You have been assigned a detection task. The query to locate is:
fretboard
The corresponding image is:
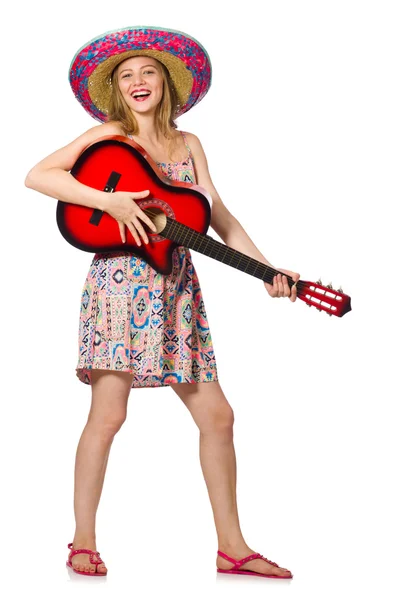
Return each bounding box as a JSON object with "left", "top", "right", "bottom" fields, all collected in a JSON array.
[{"left": 162, "top": 218, "right": 301, "bottom": 290}]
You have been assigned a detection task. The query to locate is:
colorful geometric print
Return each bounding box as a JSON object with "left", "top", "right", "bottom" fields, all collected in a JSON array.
[{"left": 75, "top": 132, "right": 218, "bottom": 388}]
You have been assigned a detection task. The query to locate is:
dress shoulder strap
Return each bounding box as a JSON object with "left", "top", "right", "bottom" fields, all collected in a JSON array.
[{"left": 180, "top": 131, "right": 192, "bottom": 157}]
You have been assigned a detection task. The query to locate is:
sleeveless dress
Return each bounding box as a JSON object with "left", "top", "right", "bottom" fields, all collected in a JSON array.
[{"left": 75, "top": 131, "right": 218, "bottom": 388}]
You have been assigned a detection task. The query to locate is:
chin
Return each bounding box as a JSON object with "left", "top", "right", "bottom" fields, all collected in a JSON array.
[
  {"left": 131, "top": 104, "right": 159, "bottom": 115},
  {"left": 131, "top": 107, "right": 156, "bottom": 115}
]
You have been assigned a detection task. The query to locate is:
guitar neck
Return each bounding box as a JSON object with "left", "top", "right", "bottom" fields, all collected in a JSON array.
[{"left": 162, "top": 218, "right": 302, "bottom": 291}]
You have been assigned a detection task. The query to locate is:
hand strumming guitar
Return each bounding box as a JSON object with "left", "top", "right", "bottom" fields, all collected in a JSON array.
[{"left": 103, "top": 189, "right": 157, "bottom": 245}]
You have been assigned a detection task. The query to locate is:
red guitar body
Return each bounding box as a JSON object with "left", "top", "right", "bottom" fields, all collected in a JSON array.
[{"left": 56, "top": 134, "right": 212, "bottom": 274}]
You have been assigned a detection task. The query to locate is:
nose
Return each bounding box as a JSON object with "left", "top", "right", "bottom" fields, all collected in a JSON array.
[{"left": 132, "top": 72, "right": 145, "bottom": 86}]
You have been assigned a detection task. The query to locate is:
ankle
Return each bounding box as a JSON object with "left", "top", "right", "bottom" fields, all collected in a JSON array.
[
  {"left": 217, "top": 538, "right": 250, "bottom": 553},
  {"left": 72, "top": 534, "right": 97, "bottom": 549}
]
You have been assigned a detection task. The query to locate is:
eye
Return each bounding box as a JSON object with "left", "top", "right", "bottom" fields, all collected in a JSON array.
[{"left": 122, "top": 70, "right": 154, "bottom": 78}]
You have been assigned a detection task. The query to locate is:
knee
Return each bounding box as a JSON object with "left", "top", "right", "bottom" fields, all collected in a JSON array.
[
  {"left": 87, "top": 412, "right": 127, "bottom": 438},
  {"left": 201, "top": 403, "right": 234, "bottom": 437}
]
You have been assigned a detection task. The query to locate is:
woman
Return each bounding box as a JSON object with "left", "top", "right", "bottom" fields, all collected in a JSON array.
[{"left": 25, "top": 26, "right": 299, "bottom": 579}]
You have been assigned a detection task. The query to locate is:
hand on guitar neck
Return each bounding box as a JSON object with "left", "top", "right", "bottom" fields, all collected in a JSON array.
[{"left": 264, "top": 269, "right": 300, "bottom": 302}]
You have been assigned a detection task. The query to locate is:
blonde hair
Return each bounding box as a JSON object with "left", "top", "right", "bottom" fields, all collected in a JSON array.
[{"left": 107, "top": 57, "right": 181, "bottom": 161}]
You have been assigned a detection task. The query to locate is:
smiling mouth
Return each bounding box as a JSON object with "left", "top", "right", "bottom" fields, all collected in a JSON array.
[{"left": 131, "top": 92, "right": 151, "bottom": 102}]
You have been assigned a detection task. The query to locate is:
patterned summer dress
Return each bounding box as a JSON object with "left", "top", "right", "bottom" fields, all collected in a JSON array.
[{"left": 75, "top": 131, "right": 218, "bottom": 388}]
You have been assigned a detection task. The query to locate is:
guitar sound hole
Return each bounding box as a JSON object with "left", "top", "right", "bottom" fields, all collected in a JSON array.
[{"left": 138, "top": 200, "right": 172, "bottom": 240}]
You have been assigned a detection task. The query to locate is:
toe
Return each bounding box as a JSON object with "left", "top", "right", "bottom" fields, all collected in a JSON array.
[
  {"left": 250, "top": 558, "right": 292, "bottom": 578},
  {"left": 98, "top": 564, "right": 107, "bottom": 574},
  {"left": 72, "top": 558, "right": 81, "bottom": 572}
]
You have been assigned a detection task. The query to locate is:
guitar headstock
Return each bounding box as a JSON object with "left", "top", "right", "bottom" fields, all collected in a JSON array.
[{"left": 297, "top": 279, "right": 352, "bottom": 317}]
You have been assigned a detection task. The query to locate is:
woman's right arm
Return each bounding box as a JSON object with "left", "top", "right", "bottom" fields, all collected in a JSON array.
[
  {"left": 24, "top": 122, "right": 157, "bottom": 244},
  {"left": 24, "top": 122, "right": 121, "bottom": 211}
]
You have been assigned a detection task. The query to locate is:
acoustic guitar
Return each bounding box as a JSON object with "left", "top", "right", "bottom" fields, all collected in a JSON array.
[{"left": 56, "top": 135, "right": 352, "bottom": 318}]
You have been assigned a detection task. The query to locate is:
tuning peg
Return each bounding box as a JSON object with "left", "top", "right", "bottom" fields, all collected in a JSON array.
[
  {"left": 316, "top": 307, "right": 322, "bottom": 311},
  {"left": 337, "top": 286, "right": 343, "bottom": 293},
  {"left": 326, "top": 282, "right": 333, "bottom": 289},
  {"left": 328, "top": 313, "right": 332, "bottom": 317},
  {"left": 316, "top": 278, "right": 322, "bottom": 285}
]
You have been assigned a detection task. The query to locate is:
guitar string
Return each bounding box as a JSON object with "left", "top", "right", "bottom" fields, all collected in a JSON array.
[
  {"left": 131, "top": 209, "right": 342, "bottom": 300},
  {"left": 140, "top": 208, "right": 303, "bottom": 289},
  {"left": 141, "top": 209, "right": 284, "bottom": 273},
  {"left": 139, "top": 209, "right": 345, "bottom": 296},
  {"left": 117, "top": 209, "right": 340, "bottom": 315}
]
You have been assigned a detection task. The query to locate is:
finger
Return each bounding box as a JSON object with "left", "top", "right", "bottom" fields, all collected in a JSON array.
[
  {"left": 126, "top": 223, "right": 142, "bottom": 246},
  {"left": 131, "top": 189, "right": 150, "bottom": 198},
  {"left": 291, "top": 276, "right": 300, "bottom": 302},
  {"left": 138, "top": 210, "right": 157, "bottom": 232},
  {"left": 272, "top": 275, "right": 279, "bottom": 298},
  {"left": 118, "top": 222, "right": 126, "bottom": 244},
  {"left": 265, "top": 279, "right": 274, "bottom": 296},
  {"left": 264, "top": 281, "right": 272, "bottom": 294},
  {"left": 276, "top": 274, "right": 282, "bottom": 297},
  {"left": 282, "top": 274, "right": 290, "bottom": 297},
  {"left": 269, "top": 276, "right": 276, "bottom": 297},
  {"left": 132, "top": 217, "right": 149, "bottom": 244},
  {"left": 277, "top": 273, "right": 284, "bottom": 298}
]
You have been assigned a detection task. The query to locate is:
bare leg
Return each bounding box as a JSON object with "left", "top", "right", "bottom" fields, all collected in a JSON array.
[
  {"left": 70, "top": 369, "right": 133, "bottom": 574},
  {"left": 170, "top": 380, "right": 292, "bottom": 578}
]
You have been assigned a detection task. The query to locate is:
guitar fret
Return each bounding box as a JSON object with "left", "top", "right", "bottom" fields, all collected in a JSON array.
[
  {"left": 158, "top": 218, "right": 294, "bottom": 290},
  {"left": 213, "top": 243, "right": 224, "bottom": 262},
  {"left": 204, "top": 235, "right": 212, "bottom": 256},
  {"left": 234, "top": 252, "right": 243, "bottom": 270},
  {"left": 166, "top": 219, "right": 273, "bottom": 282},
  {"left": 178, "top": 222, "right": 188, "bottom": 245},
  {"left": 211, "top": 241, "right": 221, "bottom": 261},
  {"left": 223, "top": 246, "right": 234, "bottom": 265}
]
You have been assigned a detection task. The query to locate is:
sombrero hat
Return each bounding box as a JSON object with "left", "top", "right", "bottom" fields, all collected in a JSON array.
[{"left": 68, "top": 25, "right": 212, "bottom": 122}]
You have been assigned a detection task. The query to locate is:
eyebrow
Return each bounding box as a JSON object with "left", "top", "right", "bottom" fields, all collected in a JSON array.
[{"left": 119, "top": 64, "right": 158, "bottom": 75}]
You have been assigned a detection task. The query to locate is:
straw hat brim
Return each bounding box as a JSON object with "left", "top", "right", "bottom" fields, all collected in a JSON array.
[{"left": 69, "top": 26, "right": 212, "bottom": 122}]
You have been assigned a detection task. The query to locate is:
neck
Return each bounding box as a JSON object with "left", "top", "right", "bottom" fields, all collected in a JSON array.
[{"left": 131, "top": 112, "right": 161, "bottom": 143}]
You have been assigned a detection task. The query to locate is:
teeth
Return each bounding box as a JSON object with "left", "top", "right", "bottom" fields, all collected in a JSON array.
[{"left": 133, "top": 92, "right": 150, "bottom": 98}]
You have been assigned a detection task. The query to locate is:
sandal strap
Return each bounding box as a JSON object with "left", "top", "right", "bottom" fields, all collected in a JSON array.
[
  {"left": 259, "top": 555, "right": 280, "bottom": 568},
  {"left": 217, "top": 550, "right": 262, "bottom": 568},
  {"left": 67, "top": 543, "right": 103, "bottom": 565}
]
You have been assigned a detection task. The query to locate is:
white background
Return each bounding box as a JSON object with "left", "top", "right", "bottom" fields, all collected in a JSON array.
[{"left": 2, "top": 0, "right": 396, "bottom": 598}]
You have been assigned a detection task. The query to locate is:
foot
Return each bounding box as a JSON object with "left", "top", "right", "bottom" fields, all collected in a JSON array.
[
  {"left": 69, "top": 539, "right": 108, "bottom": 575},
  {"left": 216, "top": 543, "right": 292, "bottom": 578}
]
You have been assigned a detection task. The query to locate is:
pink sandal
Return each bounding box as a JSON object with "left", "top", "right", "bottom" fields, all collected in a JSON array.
[
  {"left": 66, "top": 542, "right": 107, "bottom": 576},
  {"left": 217, "top": 550, "right": 293, "bottom": 579}
]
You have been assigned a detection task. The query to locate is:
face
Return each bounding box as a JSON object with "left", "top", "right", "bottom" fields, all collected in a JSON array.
[{"left": 116, "top": 55, "right": 164, "bottom": 114}]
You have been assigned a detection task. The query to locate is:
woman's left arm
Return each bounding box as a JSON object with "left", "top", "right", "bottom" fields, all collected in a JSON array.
[{"left": 186, "top": 132, "right": 300, "bottom": 301}]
